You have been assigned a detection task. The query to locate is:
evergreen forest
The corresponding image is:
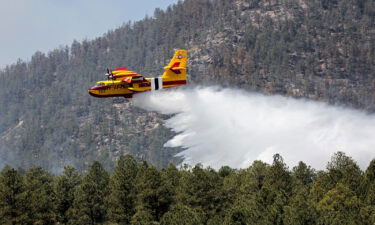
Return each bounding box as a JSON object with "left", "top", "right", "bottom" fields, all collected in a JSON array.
[
  {"left": 1, "top": 152, "right": 375, "bottom": 225},
  {"left": 1, "top": 0, "right": 374, "bottom": 223}
]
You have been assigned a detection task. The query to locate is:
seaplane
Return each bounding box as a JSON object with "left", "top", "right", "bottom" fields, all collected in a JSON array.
[{"left": 88, "top": 49, "right": 187, "bottom": 98}]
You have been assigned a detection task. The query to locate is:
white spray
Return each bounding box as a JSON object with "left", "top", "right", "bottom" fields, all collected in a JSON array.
[{"left": 133, "top": 87, "right": 375, "bottom": 170}]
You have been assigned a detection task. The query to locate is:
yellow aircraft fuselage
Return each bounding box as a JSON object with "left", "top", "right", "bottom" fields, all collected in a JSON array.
[{"left": 88, "top": 50, "right": 187, "bottom": 98}]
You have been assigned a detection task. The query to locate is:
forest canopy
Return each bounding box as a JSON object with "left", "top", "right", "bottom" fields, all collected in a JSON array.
[{"left": 1, "top": 152, "right": 374, "bottom": 224}]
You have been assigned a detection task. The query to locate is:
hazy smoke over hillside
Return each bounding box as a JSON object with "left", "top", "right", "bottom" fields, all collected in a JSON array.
[{"left": 133, "top": 87, "right": 375, "bottom": 170}]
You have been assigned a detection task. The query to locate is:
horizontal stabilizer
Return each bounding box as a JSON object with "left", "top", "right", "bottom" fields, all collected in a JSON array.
[{"left": 164, "top": 62, "right": 186, "bottom": 74}]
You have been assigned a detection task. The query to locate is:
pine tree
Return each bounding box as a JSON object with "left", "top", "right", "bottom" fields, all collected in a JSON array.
[
  {"left": 131, "top": 208, "right": 159, "bottom": 225},
  {"left": 159, "top": 164, "right": 180, "bottom": 215},
  {"left": 0, "top": 167, "right": 27, "bottom": 224},
  {"left": 159, "top": 204, "right": 203, "bottom": 225},
  {"left": 70, "top": 161, "right": 109, "bottom": 225},
  {"left": 24, "top": 166, "right": 56, "bottom": 224},
  {"left": 311, "top": 152, "right": 363, "bottom": 203},
  {"left": 252, "top": 154, "right": 291, "bottom": 225},
  {"left": 134, "top": 165, "right": 163, "bottom": 220},
  {"left": 222, "top": 201, "right": 254, "bottom": 225},
  {"left": 282, "top": 162, "right": 317, "bottom": 225},
  {"left": 360, "top": 159, "right": 375, "bottom": 225},
  {"left": 107, "top": 155, "right": 139, "bottom": 224},
  {"left": 326, "top": 152, "right": 363, "bottom": 194},
  {"left": 54, "top": 166, "right": 81, "bottom": 224},
  {"left": 316, "top": 183, "right": 360, "bottom": 225},
  {"left": 283, "top": 186, "right": 317, "bottom": 225},
  {"left": 241, "top": 160, "right": 270, "bottom": 195},
  {"left": 292, "top": 161, "right": 316, "bottom": 186},
  {"left": 176, "top": 164, "right": 224, "bottom": 222},
  {"left": 264, "top": 154, "right": 292, "bottom": 192}
]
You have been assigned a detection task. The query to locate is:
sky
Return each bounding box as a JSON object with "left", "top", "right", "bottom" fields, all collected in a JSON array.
[{"left": 0, "top": 0, "right": 179, "bottom": 68}]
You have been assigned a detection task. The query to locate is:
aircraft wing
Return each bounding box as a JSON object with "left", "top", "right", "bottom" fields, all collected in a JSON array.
[{"left": 112, "top": 67, "right": 140, "bottom": 78}]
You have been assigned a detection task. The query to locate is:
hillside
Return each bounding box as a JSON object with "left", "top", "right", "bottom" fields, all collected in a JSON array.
[{"left": 0, "top": 0, "right": 374, "bottom": 171}]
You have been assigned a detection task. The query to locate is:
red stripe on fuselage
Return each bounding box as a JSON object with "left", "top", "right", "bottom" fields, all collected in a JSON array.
[
  {"left": 90, "top": 86, "right": 108, "bottom": 90},
  {"left": 88, "top": 91, "right": 133, "bottom": 98},
  {"left": 139, "top": 83, "right": 151, "bottom": 87},
  {"left": 163, "top": 80, "right": 187, "bottom": 86},
  {"left": 138, "top": 80, "right": 186, "bottom": 87}
]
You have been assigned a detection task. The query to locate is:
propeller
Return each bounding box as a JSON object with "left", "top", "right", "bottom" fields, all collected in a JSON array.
[{"left": 105, "top": 68, "right": 113, "bottom": 80}]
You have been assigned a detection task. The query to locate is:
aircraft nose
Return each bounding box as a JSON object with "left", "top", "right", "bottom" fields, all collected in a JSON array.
[
  {"left": 88, "top": 86, "right": 98, "bottom": 92},
  {"left": 88, "top": 89, "right": 95, "bottom": 97}
]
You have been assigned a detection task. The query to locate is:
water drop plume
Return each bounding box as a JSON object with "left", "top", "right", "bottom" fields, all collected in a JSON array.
[{"left": 133, "top": 87, "right": 375, "bottom": 170}]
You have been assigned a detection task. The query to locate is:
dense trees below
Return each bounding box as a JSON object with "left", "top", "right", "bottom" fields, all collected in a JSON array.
[
  {"left": 1, "top": 152, "right": 374, "bottom": 224},
  {"left": 0, "top": 0, "right": 374, "bottom": 171}
]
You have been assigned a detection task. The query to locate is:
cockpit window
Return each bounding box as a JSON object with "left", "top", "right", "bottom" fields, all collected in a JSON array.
[{"left": 96, "top": 82, "right": 105, "bottom": 87}]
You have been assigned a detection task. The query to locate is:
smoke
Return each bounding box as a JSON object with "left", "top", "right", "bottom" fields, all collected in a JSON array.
[{"left": 133, "top": 87, "right": 375, "bottom": 170}]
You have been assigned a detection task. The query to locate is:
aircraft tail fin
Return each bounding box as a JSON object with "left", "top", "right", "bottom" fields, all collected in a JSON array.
[{"left": 162, "top": 49, "right": 187, "bottom": 81}]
